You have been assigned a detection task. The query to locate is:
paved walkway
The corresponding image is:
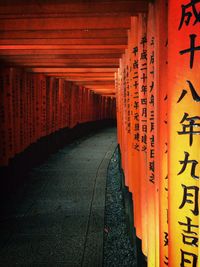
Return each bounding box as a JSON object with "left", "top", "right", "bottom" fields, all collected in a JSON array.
[{"left": 0, "top": 127, "right": 117, "bottom": 266}]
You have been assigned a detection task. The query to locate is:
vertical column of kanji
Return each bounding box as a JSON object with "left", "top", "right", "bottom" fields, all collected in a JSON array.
[
  {"left": 126, "top": 32, "right": 132, "bottom": 193},
  {"left": 155, "top": 0, "right": 168, "bottom": 266},
  {"left": 118, "top": 60, "right": 123, "bottom": 169},
  {"left": 119, "top": 56, "right": 126, "bottom": 174},
  {"left": 115, "top": 68, "right": 122, "bottom": 162},
  {"left": 168, "top": 1, "right": 200, "bottom": 266},
  {"left": 129, "top": 16, "right": 143, "bottom": 243},
  {"left": 127, "top": 37, "right": 134, "bottom": 192},
  {"left": 115, "top": 71, "right": 121, "bottom": 145},
  {"left": 146, "top": 3, "right": 157, "bottom": 266},
  {"left": 138, "top": 13, "right": 148, "bottom": 244},
  {"left": 122, "top": 51, "right": 129, "bottom": 187}
]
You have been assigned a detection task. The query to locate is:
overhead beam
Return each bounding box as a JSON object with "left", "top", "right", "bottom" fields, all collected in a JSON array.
[
  {"left": 61, "top": 77, "right": 115, "bottom": 82},
  {"left": 0, "top": 29, "right": 128, "bottom": 39},
  {"left": 0, "top": 16, "right": 130, "bottom": 31},
  {"left": 7, "top": 64, "right": 118, "bottom": 68},
  {"left": 0, "top": 44, "right": 127, "bottom": 50},
  {"left": 46, "top": 73, "right": 115, "bottom": 77},
  {"left": 0, "top": 49, "right": 124, "bottom": 55},
  {"left": 0, "top": 1, "right": 148, "bottom": 15},
  {"left": 0, "top": 38, "right": 127, "bottom": 45},
  {"left": 27, "top": 68, "right": 117, "bottom": 73},
  {"left": 0, "top": 54, "right": 122, "bottom": 59},
  {"left": 85, "top": 85, "right": 115, "bottom": 89},
  {"left": 4, "top": 58, "right": 119, "bottom": 64}
]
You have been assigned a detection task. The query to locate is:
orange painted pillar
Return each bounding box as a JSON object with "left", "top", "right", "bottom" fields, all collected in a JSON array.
[
  {"left": 155, "top": 0, "right": 169, "bottom": 266},
  {"left": 147, "top": 3, "right": 158, "bottom": 266},
  {"left": 138, "top": 13, "right": 148, "bottom": 243},
  {"left": 129, "top": 16, "right": 143, "bottom": 242},
  {"left": 168, "top": 0, "right": 200, "bottom": 266}
]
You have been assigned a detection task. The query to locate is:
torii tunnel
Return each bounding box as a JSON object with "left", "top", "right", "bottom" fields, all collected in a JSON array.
[{"left": 0, "top": 0, "right": 200, "bottom": 266}]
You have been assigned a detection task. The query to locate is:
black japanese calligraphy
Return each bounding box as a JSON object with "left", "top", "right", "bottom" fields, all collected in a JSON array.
[
  {"left": 178, "top": 112, "right": 200, "bottom": 146},
  {"left": 179, "top": 184, "right": 199, "bottom": 215},
  {"left": 177, "top": 80, "right": 200, "bottom": 103},
  {"left": 179, "top": 34, "right": 200, "bottom": 69},
  {"left": 178, "top": 151, "right": 199, "bottom": 179},
  {"left": 180, "top": 249, "right": 198, "bottom": 267},
  {"left": 178, "top": 0, "right": 200, "bottom": 30}
]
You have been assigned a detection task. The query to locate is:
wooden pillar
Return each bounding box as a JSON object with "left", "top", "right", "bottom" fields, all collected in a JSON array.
[{"left": 168, "top": 0, "right": 200, "bottom": 266}]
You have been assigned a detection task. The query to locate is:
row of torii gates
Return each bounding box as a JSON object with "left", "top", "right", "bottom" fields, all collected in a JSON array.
[{"left": 0, "top": 1, "right": 200, "bottom": 267}]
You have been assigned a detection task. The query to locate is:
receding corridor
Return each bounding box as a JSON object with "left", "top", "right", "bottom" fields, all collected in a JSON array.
[{"left": 0, "top": 127, "right": 116, "bottom": 266}]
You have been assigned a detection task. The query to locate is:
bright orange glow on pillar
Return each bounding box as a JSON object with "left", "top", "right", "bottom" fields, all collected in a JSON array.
[
  {"left": 155, "top": 0, "right": 169, "bottom": 266},
  {"left": 147, "top": 3, "right": 157, "bottom": 266},
  {"left": 168, "top": 0, "right": 200, "bottom": 266},
  {"left": 129, "top": 16, "right": 142, "bottom": 240},
  {"left": 138, "top": 12, "right": 148, "bottom": 244}
]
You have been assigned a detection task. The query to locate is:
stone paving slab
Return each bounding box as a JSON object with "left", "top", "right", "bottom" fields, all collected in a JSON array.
[{"left": 0, "top": 127, "right": 117, "bottom": 266}]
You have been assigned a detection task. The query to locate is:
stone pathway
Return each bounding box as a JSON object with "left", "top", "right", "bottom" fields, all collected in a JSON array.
[{"left": 0, "top": 127, "right": 117, "bottom": 266}]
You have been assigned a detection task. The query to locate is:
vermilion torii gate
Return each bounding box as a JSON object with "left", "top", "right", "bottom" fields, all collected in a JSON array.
[{"left": 0, "top": 1, "right": 199, "bottom": 266}]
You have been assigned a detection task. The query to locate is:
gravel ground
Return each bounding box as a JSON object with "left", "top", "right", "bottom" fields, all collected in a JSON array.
[{"left": 103, "top": 147, "right": 137, "bottom": 267}]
